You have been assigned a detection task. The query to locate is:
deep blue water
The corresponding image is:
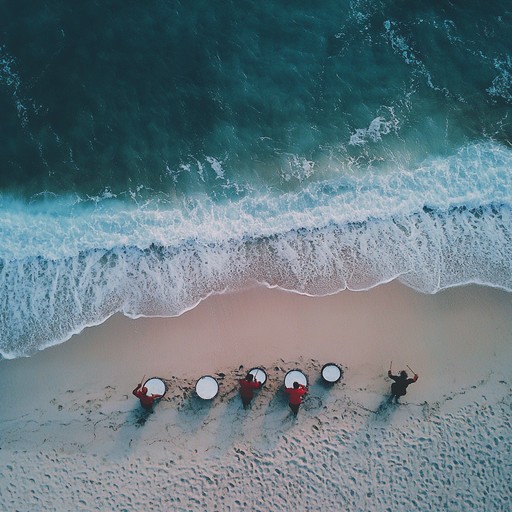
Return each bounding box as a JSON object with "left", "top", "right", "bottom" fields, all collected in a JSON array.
[{"left": 1, "top": 1, "right": 511, "bottom": 357}]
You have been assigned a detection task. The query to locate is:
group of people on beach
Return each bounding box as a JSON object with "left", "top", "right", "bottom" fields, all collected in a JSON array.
[
  {"left": 133, "top": 364, "right": 419, "bottom": 416},
  {"left": 133, "top": 373, "right": 309, "bottom": 416},
  {"left": 238, "top": 372, "right": 308, "bottom": 416}
]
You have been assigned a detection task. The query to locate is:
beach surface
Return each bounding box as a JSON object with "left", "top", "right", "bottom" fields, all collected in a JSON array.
[{"left": 1, "top": 282, "right": 511, "bottom": 511}]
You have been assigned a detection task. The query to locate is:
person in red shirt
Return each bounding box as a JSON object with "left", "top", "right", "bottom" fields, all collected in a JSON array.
[
  {"left": 238, "top": 373, "right": 261, "bottom": 409},
  {"left": 133, "top": 381, "right": 163, "bottom": 410},
  {"left": 285, "top": 381, "right": 308, "bottom": 416}
]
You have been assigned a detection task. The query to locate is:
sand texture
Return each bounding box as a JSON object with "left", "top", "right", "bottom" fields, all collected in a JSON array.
[{"left": 1, "top": 283, "right": 511, "bottom": 511}]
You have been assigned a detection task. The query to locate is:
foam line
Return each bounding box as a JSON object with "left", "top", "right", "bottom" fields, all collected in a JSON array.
[{"left": 1, "top": 202, "right": 511, "bottom": 358}]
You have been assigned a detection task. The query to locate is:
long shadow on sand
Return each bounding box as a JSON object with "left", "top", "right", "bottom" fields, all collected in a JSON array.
[
  {"left": 371, "top": 395, "right": 399, "bottom": 424},
  {"left": 258, "top": 386, "right": 299, "bottom": 450},
  {"left": 111, "top": 403, "right": 160, "bottom": 457},
  {"left": 176, "top": 393, "right": 215, "bottom": 433}
]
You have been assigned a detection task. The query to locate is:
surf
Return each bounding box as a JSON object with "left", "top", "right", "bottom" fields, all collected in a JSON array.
[{"left": 1, "top": 141, "right": 511, "bottom": 358}]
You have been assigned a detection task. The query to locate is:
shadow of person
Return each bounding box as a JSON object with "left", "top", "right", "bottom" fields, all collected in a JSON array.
[
  {"left": 371, "top": 395, "right": 398, "bottom": 423},
  {"left": 132, "top": 399, "right": 168, "bottom": 428},
  {"left": 110, "top": 403, "right": 157, "bottom": 459},
  {"left": 256, "top": 386, "right": 297, "bottom": 450},
  {"left": 130, "top": 403, "right": 159, "bottom": 427}
]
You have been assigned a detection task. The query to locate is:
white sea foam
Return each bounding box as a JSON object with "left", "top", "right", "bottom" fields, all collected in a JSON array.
[
  {"left": 2, "top": 141, "right": 510, "bottom": 261},
  {"left": 280, "top": 155, "right": 316, "bottom": 182},
  {"left": 383, "top": 19, "right": 448, "bottom": 95},
  {"left": 349, "top": 116, "right": 395, "bottom": 146},
  {"left": 487, "top": 55, "right": 512, "bottom": 103},
  {"left": 1, "top": 142, "right": 511, "bottom": 357},
  {"left": 0, "top": 45, "right": 28, "bottom": 127},
  {"left": 205, "top": 156, "right": 226, "bottom": 179}
]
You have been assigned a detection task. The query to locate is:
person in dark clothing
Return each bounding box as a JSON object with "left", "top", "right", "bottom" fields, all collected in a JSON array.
[
  {"left": 388, "top": 369, "right": 418, "bottom": 403},
  {"left": 239, "top": 373, "right": 261, "bottom": 409},
  {"left": 133, "top": 382, "right": 163, "bottom": 410},
  {"left": 285, "top": 381, "right": 308, "bottom": 416}
]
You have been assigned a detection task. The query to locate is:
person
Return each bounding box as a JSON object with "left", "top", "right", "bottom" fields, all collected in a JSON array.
[
  {"left": 238, "top": 373, "right": 261, "bottom": 409},
  {"left": 388, "top": 369, "right": 418, "bottom": 403},
  {"left": 285, "top": 381, "right": 308, "bottom": 416},
  {"left": 133, "top": 381, "right": 163, "bottom": 410}
]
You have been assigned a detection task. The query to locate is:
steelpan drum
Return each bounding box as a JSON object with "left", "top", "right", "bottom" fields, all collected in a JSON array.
[
  {"left": 249, "top": 367, "right": 267, "bottom": 386},
  {"left": 144, "top": 377, "right": 168, "bottom": 397},
  {"left": 195, "top": 375, "right": 219, "bottom": 400},
  {"left": 284, "top": 369, "right": 308, "bottom": 388},
  {"left": 321, "top": 363, "right": 342, "bottom": 384}
]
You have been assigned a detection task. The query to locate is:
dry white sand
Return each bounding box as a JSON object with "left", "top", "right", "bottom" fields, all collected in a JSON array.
[{"left": 1, "top": 282, "right": 511, "bottom": 511}]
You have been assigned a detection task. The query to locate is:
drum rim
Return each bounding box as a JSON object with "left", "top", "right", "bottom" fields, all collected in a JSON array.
[
  {"left": 195, "top": 375, "right": 219, "bottom": 399},
  {"left": 284, "top": 368, "right": 308, "bottom": 387},
  {"left": 248, "top": 367, "right": 267, "bottom": 385},
  {"left": 321, "top": 363, "right": 342, "bottom": 382},
  {"left": 143, "top": 377, "right": 168, "bottom": 396}
]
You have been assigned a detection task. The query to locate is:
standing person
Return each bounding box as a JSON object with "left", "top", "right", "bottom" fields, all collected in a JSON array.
[
  {"left": 388, "top": 368, "right": 418, "bottom": 403},
  {"left": 285, "top": 381, "right": 308, "bottom": 416},
  {"left": 133, "top": 381, "right": 163, "bottom": 410},
  {"left": 239, "top": 373, "right": 261, "bottom": 409}
]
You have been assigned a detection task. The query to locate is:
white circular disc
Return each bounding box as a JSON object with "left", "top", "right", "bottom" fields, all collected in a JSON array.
[
  {"left": 284, "top": 370, "right": 307, "bottom": 388},
  {"left": 144, "top": 378, "right": 167, "bottom": 396},
  {"left": 249, "top": 368, "right": 267, "bottom": 386},
  {"left": 321, "top": 364, "right": 342, "bottom": 383},
  {"left": 196, "top": 376, "right": 219, "bottom": 400}
]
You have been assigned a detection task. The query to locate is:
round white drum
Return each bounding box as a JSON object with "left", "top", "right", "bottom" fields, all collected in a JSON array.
[
  {"left": 284, "top": 369, "right": 308, "bottom": 389},
  {"left": 195, "top": 376, "right": 219, "bottom": 400},
  {"left": 144, "top": 378, "right": 167, "bottom": 397},
  {"left": 249, "top": 367, "right": 267, "bottom": 386},
  {"left": 321, "top": 363, "right": 342, "bottom": 383}
]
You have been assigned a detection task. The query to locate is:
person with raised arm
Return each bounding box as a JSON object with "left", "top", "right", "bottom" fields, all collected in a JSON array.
[
  {"left": 285, "top": 381, "right": 308, "bottom": 416},
  {"left": 238, "top": 372, "right": 261, "bottom": 409},
  {"left": 387, "top": 362, "right": 418, "bottom": 403},
  {"left": 133, "top": 376, "right": 163, "bottom": 410}
]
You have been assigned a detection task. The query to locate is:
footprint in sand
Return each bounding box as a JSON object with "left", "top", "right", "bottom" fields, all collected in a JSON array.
[{"left": 303, "top": 396, "right": 323, "bottom": 411}]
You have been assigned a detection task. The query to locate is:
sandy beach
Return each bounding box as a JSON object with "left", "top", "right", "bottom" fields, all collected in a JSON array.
[
  {"left": 1, "top": 282, "right": 511, "bottom": 511},
  {"left": 2, "top": 3, "right": 511, "bottom": 511}
]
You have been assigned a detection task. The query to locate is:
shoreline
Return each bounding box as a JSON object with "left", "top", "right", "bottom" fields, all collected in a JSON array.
[
  {"left": 5, "top": 281, "right": 512, "bottom": 384},
  {"left": 1, "top": 281, "right": 511, "bottom": 510},
  {"left": 2, "top": 282, "right": 511, "bottom": 403}
]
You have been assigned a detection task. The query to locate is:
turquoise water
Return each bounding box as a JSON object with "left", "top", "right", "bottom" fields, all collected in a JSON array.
[{"left": 1, "top": 1, "right": 511, "bottom": 357}]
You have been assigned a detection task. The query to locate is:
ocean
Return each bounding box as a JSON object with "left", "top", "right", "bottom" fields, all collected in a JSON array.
[{"left": 1, "top": 1, "right": 511, "bottom": 358}]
